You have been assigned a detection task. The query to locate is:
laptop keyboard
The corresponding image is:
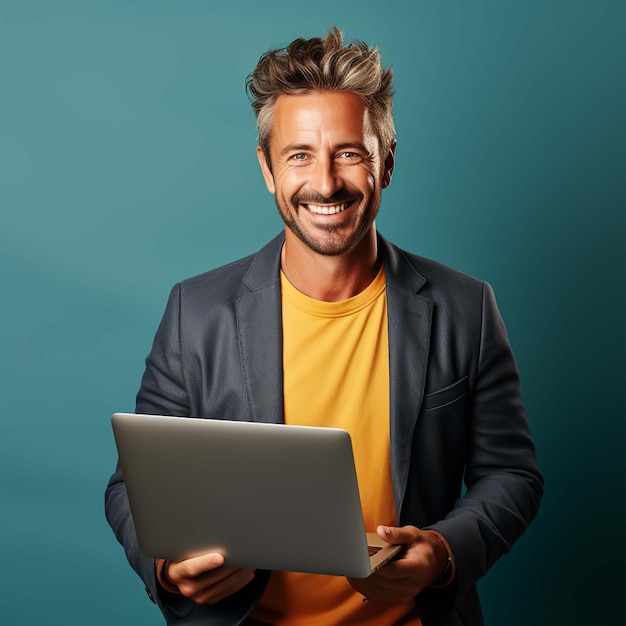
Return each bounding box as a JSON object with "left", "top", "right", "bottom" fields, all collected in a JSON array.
[{"left": 367, "top": 546, "right": 382, "bottom": 557}]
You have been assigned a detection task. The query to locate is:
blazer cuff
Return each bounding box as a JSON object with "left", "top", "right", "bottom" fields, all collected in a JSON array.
[{"left": 424, "top": 530, "right": 456, "bottom": 588}]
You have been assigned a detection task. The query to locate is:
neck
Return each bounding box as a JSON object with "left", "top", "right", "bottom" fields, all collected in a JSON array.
[{"left": 280, "top": 227, "right": 380, "bottom": 302}]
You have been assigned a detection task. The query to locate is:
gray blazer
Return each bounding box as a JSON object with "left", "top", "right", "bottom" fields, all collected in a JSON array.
[{"left": 106, "top": 233, "right": 543, "bottom": 626}]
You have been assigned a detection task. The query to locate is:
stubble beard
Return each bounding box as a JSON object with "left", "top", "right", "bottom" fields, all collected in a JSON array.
[{"left": 275, "top": 193, "right": 380, "bottom": 257}]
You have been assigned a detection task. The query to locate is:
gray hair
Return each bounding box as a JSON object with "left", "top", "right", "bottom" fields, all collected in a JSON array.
[{"left": 246, "top": 26, "right": 395, "bottom": 163}]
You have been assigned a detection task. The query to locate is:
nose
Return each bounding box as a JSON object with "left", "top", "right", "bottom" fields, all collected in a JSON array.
[{"left": 311, "top": 156, "right": 344, "bottom": 199}]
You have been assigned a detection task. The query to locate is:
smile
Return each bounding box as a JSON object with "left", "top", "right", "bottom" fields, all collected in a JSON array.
[{"left": 304, "top": 202, "right": 350, "bottom": 215}]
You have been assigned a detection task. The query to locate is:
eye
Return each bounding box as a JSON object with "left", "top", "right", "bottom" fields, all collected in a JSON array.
[
  {"left": 337, "top": 151, "right": 363, "bottom": 163},
  {"left": 289, "top": 153, "right": 309, "bottom": 163}
]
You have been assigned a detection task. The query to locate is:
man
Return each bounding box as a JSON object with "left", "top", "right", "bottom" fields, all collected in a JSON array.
[{"left": 106, "top": 27, "right": 542, "bottom": 625}]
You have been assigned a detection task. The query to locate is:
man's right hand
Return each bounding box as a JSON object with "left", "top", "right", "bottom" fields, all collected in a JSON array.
[{"left": 159, "top": 553, "right": 256, "bottom": 605}]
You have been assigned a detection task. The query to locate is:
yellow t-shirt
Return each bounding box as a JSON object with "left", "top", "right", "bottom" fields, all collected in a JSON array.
[{"left": 250, "top": 265, "right": 420, "bottom": 625}]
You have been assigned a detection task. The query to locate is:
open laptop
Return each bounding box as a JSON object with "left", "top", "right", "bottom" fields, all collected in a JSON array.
[{"left": 111, "top": 412, "right": 401, "bottom": 578}]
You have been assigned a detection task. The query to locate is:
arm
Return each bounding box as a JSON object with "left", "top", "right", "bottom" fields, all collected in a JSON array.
[
  {"left": 348, "top": 526, "right": 453, "bottom": 604},
  {"left": 105, "top": 285, "right": 192, "bottom": 620},
  {"left": 349, "top": 282, "right": 542, "bottom": 611},
  {"left": 421, "top": 281, "right": 543, "bottom": 613},
  {"left": 105, "top": 284, "right": 266, "bottom": 623},
  {"left": 157, "top": 554, "right": 255, "bottom": 605}
]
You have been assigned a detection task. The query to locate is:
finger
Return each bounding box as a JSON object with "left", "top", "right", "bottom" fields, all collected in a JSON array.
[
  {"left": 192, "top": 568, "right": 256, "bottom": 605},
  {"left": 374, "top": 544, "right": 440, "bottom": 582},
  {"left": 377, "top": 524, "right": 420, "bottom": 545},
  {"left": 168, "top": 553, "right": 226, "bottom": 583},
  {"left": 361, "top": 558, "right": 417, "bottom": 583}
]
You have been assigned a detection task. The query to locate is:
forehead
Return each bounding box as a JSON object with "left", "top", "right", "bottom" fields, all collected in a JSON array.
[{"left": 270, "top": 91, "right": 374, "bottom": 150}]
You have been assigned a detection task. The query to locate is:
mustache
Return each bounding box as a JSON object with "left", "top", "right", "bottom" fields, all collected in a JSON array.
[{"left": 293, "top": 190, "right": 362, "bottom": 205}]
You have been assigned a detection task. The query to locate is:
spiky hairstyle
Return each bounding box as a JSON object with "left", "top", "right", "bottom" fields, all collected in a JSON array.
[{"left": 246, "top": 26, "right": 395, "bottom": 161}]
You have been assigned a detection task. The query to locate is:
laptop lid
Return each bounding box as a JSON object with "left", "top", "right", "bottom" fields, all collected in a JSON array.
[{"left": 111, "top": 412, "right": 400, "bottom": 578}]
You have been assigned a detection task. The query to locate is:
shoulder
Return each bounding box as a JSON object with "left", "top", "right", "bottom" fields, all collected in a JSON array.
[
  {"left": 381, "top": 235, "right": 485, "bottom": 297},
  {"left": 174, "top": 233, "right": 284, "bottom": 304},
  {"left": 180, "top": 253, "right": 256, "bottom": 298},
  {"left": 380, "top": 236, "right": 494, "bottom": 334}
]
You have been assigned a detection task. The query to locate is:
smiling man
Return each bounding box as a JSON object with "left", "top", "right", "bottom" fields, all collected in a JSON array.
[
  {"left": 257, "top": 90, "right": 393, "bottom": 302},
  {"left": 106, "top": 27, "right": 542, "bottom": 626}
]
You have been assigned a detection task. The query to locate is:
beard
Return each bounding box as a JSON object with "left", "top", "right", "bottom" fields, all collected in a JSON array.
[{"left": 275, "top": 189, "right": 380, "bottom": 256}]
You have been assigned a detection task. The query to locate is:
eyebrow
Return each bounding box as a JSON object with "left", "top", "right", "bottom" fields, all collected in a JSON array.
[
  {"left": 278, "top": 142, "right": 370, "bottom": 157},
  {"left": 278, "top": 144, "right": 313, "bottom": 157}
]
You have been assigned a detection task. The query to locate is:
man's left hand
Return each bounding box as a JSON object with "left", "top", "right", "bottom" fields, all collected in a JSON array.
[{"left": 347, "top": 525, "right": 451, "bottom": 605}]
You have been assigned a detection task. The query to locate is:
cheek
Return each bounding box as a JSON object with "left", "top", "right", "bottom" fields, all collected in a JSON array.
[
  {"left": 275, "top": 169, "right": 307, "bottom": 197},
  {"left": 354, "top": 163, "right": 378, "bottom": 192}
]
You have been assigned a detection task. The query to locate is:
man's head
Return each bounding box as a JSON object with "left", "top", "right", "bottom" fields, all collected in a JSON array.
[
  {"left": 247, "top": 26, "right": 395, "bottom": 166},
  {"left": 248, "top": 28, "right": 396, "bottom": 260}
]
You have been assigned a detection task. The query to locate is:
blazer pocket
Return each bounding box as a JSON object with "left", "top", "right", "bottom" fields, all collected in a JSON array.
[{"left": 423, "top": 376, "right": 468, "bottom": 411}]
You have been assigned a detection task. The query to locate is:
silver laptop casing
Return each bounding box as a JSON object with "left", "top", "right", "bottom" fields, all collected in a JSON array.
[{"left": 112, "top": 413, "right": 400, "bottom": 578}]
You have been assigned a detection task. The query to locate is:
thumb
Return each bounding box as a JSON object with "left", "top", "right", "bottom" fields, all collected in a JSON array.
[{"left": 377, "top": 524, "right": 420, "bottom": 545}]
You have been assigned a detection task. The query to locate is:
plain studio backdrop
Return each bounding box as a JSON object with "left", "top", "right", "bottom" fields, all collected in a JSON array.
[{"left": 1, "top": 1, "right": 624, "bottom": 625}]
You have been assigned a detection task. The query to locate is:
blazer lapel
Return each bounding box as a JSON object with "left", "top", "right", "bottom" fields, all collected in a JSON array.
[
  {"left": 233, "top": 233, "right": 432, "bottom": 517},
  {"left": 236, "top": 235, "right": 285, "bottom": 425},
  {"left": 381, "top": 236, "right": 433, "bottom": 519}
]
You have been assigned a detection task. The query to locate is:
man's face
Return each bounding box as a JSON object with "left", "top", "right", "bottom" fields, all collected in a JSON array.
[{"left": 257, "top": 90, "right": 395, "bottom": 257}]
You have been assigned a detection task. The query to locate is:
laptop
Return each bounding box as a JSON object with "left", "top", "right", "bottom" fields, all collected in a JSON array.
[{"left": 111, "top": 412, "right": 401, "bottom": 578}]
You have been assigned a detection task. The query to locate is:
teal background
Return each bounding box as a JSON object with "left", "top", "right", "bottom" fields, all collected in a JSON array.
[{"left": 1, "top": 1, "right": 624, "bottom": 624}]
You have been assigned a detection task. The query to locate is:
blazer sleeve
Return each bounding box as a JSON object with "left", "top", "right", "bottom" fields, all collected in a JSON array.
[
  {"left": 135, "top": 283, "right": 191, "bottom": 417},
  {"left": 424, "top": 282, "right": 543, "bottom": 608},
  {"left": 104, "top": 284, "right": 267, "bottom": 624}
]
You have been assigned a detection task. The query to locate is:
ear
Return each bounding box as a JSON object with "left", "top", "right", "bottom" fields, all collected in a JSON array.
[
  {"left": 256, "top": 146, "right": 276, "bottom": 194},
  {"left": 382, "top": 140, "right": 396, "bottom": 189}
]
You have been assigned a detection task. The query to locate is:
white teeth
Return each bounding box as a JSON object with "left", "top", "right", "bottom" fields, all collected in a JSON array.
[{"left": 306, "top": 202, "right": 349, "bottom": 215}]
